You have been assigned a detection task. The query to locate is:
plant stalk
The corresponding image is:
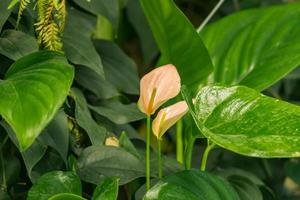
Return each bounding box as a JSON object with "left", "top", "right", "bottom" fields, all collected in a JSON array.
[
  {"left": 176, "top": 119, "right": 183, "bottom": 164},
  {"left": 197, "top": 0, "right": 225, "bottom": 33},
  {"left": 146, "top": 115, "right": 151, "bottom": 190},
  {"left": 157, "top": 139, "right": 162, "bottom": 178},
  {"left": 185, "top": 137, "right": 195, "bottom": 170},
  {"left": 0, "top": 135, "right": 8, "bottom": 192},
  {"left": 200, "top": 141, "right": 215, "bottom": 171}
]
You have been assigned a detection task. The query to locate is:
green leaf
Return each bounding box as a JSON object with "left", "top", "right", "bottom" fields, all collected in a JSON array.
[
  {"left": 201, "top": 3, "right": 300, "bottom": 91},
  {"left": 92, "top": 177, "right": 119, "bottom": 200},
  {"left": 63, "top": 8, "right": 104, "bottom": 78},
  {"left": 75, "top": 66, "right": 119, "bottom": 99},
  {"left": 77, "top": 146, "right": 144, "bottom": 185},
  {"left": 0, "top": 30, "right": 38, "bottom": 60},
  {"left": 27, "top": 171, "right": 82, "bottom": 200},
  {"left": 0, "top": 51, "right": 74, "bottom": 150},
  {"left": 70, "top": 88, "right": 107, "bottom": 145},
  {"left": 143, "top": 170, "right": 239, "bottom": 200},
  {"left": 73, "top": 0, "right": 119, "bottom": 33},
  {"left": 119, "top": 131, "right": 140, "bottom": 158},
  {"left": 126, "top": 0, "right": 158, "bottom": 64},
  {"left": 140, "top": 0, "right": 213, "bottom": 89},
  {"left": 0, "top": 0, "right": 12, "bottom": 31},
  {"left": 89, "top": 100, "right": 145, "bottom": 124},
  {"left": 39, "top": 110, "right": 69, "bottom": 164},
  {"left": 191, "top": 85, "right": 300, "bottom": 157},
  {"left": 48, "top": 193, "right": 86, "bottom": 200},
  {"left": 93, "top": 40, "right": 139, "bottom": 95}
]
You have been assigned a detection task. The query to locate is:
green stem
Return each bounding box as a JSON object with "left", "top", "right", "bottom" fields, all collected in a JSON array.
[
  {"left": 157, "top": 139, "right": 162, "bottom": 178},
  {"left": 200, "top": 141, "right": 215, "bottom": 171},
  {"left": 146, "top": 116, "right": 151, "bottom": 190},
  {"left": 176, "top": 119, "right": 183, "bottom": 164},
  {"left": 185, "top": 137, "right": 195, "bottom": 170},
  {"left": 0, "top": 135, "right": 8, "bottom": 192}
]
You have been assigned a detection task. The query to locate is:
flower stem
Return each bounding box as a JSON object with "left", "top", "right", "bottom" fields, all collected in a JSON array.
[
  {"left": 176, "top": 119, "right": 183, "bottom": 164},
  {"left": 157, "top": 139, "right": 162, "bottom": 178},
  {"left": 146, "top": 115, "right": 151, "bottom": 190},
  {"left": 200, "top": 140, "right": 215, "bottom": 171},
  {"left": 185, "top": 137, "right": 195, "bottom": 170}
]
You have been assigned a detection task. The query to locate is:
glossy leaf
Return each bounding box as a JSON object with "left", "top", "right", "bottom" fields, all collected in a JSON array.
[
  {"left": 63, "top": 8, "right": 104, "bottom": 78},
  {"left": 0, "top": 30, "right": 38, "bottom": 60},
  {"left": 27, "top": 171, "right": 82, "bottom": 200},
  {"left": 143, "top": 170, "right": 238, "bottom": 200},
  {"left": 201, "top": 3, "right": 300, "bottom": 91},
  {"left": 140, "top": 0, "right": 213, "bottom": 89},
  {"left": 89, "top": 100, "right": 145, "bottom": 124},
  {"left": 48, "top": 193, "right": 86, "bottom": 200},
  {"left": 93, "top": 40, "right": 139, "bottom": 95},
  {"left": 71, "top": 88, "right": 107, "bottom": 145},
  {"left": 190, "top": 85, "right": 300, "bottom": 157},
  {"left": 0, "top": 51, "right": 74, "bottom": 150},
  {"left": 77, "top": 146, "right": 144, "bottom": 185},
  {"left": 92, "top": 177, "right": 119, "bottom": 200}
]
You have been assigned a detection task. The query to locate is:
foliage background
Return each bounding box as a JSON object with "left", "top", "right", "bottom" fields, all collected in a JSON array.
[{"left": 0, "top": 0, "right": 300, "bottom": 199}]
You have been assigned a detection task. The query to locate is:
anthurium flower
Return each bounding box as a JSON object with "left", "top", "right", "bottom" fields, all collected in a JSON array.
[
  {"left": 152, "top": 101, "right": 188, "bottom": 139},
  {"left": 105, "top": 136, "right": 119, "bottom": 147},
  {"left": 137, "top": 64, "right": 181, "bottom": 116}
]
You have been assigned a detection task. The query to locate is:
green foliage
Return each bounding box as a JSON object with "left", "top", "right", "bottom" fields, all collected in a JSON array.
[
  {"left": 201, "top": 3, "right": 300, "bottom": 91},
  {"left": 143, "top": 170, "right": 239, "bottom": 200},
  {"left": 92, "top": 177, "right": 119, "bottom": 200},
  {"left": 1, "top": 0, "right": 300, "bottom": 199},
  {"left": 27, "top": 171, "right": 82, "bottom": 200},
  {"left": 186, "top": 85, "right": 300, "bottom": 157},
  {"left": 0, "top": 51, "right": 74, "bottom": 150},
  {"left": 140, "top": 0, "right": 213, "bottom": 90}
]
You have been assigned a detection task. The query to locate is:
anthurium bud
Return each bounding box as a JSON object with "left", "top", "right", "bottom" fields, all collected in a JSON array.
[
  {"left": 105, "top": 136, "right": 119, "bottom": 147},
  {"left": 137, "top": 64, "right": 181, "bottom": 116},
  {"left": 152, "top": 101, "right": 188, "bottom": 139}
]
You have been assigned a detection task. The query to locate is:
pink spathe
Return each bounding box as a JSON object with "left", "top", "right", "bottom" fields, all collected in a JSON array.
[
  {"left": 152, "top": 101, "right": 188, "bottom": 139},
  {"left": 137, "top": 64, "right": 181, "bottom": 116}
]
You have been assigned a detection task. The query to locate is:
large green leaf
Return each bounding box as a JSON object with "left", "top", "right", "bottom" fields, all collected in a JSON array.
[
  {"left": 140, "top": 0, "right": 213, "bottom": 89},
  {"left": 63, "top": 8, "right": 104, "bottom": 78},
  {"left": 93, "top": 40, "right": 139, "bottom": 95},
  {"left": 89, "top": 100, "right": 145, "bottom": 124},
  {"left": 77, "top": 146, "right": 144, "bottom": 185},
  {"left": 0, "top": 51, "right": 74, "bottom": 150},
  {"left": 143, "top": 170, "right": 238, "bottom": 200},
  {"left": 201, "top": 3, "right": 300, "bottom": 91},
  {"left": 27, "top": 171, "right": 82, "bottom": 200},
  {"left": 189, "top": 85, "right": 300, "bottom": 157},
  {"left": 0, "top": 30, "right": 38, "bottom": 60},
  {"left": 92, "top": 177, "right": 119, "bottom": 200}
]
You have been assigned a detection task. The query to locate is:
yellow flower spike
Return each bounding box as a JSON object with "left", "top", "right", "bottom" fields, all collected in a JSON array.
[
  {"left": 137, "top": 64, "right": 181, "bottom": 116},
  {"left": 105, "top": 136, "right": 119, "bottom": 147},
  {"left": 152, "top": 101, "right": 188, "bottom": 139}
]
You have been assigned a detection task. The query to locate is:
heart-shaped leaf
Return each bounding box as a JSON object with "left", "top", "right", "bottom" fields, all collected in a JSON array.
[
  {"left": 143, "top": 170, "right": 239, "bottom": 200},
  {"left": 190, "top": 85, "right": 300, "bottom": 157},
  {"left": 0, "top": 51, "right": 74, "bottom": 150},
  {"left": 140, "top": 0, "right": 213, "bottom": 89},
  {"left": 27, "top": 171, "right": 82, "bottom": 200},
  {"left": 201, "top": 3, "right": 300, "bottom": 91}
]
